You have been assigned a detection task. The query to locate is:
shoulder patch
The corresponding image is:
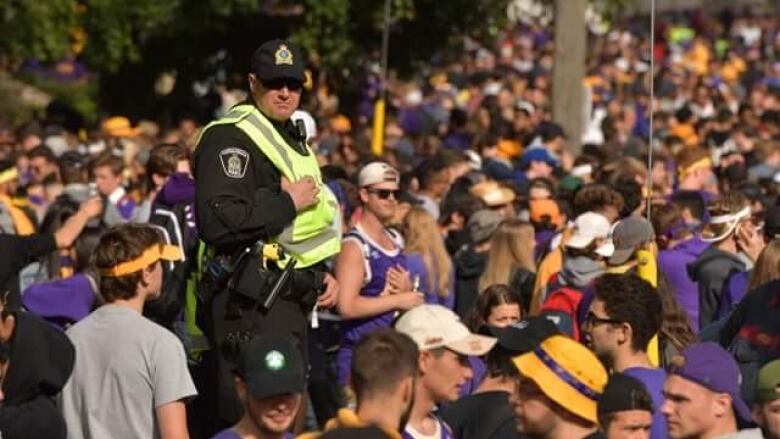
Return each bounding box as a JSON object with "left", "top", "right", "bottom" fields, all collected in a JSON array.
[{"left": 219, "top": 147, "right": 249, "bottom": 179}]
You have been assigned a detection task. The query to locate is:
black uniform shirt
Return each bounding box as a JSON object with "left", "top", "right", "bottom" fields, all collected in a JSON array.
[{"left": 193, "top": 109, "right": 306, "bottom": 255}]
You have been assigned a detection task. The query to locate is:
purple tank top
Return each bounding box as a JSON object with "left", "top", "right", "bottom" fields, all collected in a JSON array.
[{"left": 337, "top": 226, "right": 407, "bottom": 384}]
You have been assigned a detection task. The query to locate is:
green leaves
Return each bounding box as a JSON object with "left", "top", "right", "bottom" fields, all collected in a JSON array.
[{"left": 0, "top": 0, "right": 78, "bottom": 62}]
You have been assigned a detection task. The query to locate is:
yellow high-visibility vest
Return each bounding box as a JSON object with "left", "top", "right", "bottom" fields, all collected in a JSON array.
[{"left": 199, "top": 104, "right": 341, "bottom": 268}]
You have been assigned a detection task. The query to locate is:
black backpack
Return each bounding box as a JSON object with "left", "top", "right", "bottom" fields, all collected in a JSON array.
[{"left": 145, "top": 202, "right": 199, "bottom": 327}]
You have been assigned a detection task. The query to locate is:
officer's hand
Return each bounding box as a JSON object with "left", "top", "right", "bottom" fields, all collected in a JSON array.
[
  {"left": 395, "top": 292, "right": 424, "bottom": 310},
  {"left": 317, "top": 272, "right": 339, "bottom": 308},
  {"left": 282, "top": 176, "right": 320, "bottom": 211}
]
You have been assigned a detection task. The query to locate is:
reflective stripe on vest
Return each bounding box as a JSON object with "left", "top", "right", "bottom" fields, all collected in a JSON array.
[{"left": 200, "top": 105, "right": 341, "bottom": 268}]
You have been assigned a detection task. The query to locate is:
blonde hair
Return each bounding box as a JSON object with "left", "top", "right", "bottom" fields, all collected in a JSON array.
[
  {"left": 403, "top": 208, "right": 452, "bottom": 297},
  {"left": 748, "top": 240, "right": 780, "bottom": 291},
  {"left": 479, "top": 219, "right": 536, "bottom": 292}
]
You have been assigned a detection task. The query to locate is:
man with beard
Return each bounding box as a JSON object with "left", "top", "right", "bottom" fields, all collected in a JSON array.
[
  {"left": 212, "top": 335, "right": 305, "bottom": 439},
  {"left": 584, "top": 274, "right": 667, "bottom": 439},
  {"left": 298, "top": 328, "right": 419, "bottom": 439}
]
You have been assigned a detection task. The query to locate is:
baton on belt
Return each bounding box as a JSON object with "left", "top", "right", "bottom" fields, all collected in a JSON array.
[{"left": 261, "top": 258, "right": 297, "bottom": 310}]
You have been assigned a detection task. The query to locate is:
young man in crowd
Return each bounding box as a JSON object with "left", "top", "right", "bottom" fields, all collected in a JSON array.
[
  {"left": 753, "top": 359, "right": 780, "bottom": 439},
  {"left": 661, "top": 342, "right": 759, "bottom": 439},
  {"left": 530, "top": 184, "right": 624, "bottom": 314},
  {"left": 336, "top": 162, "right": 423, "bottom": 388},
  {"left": 92, "top": 152, "right": 137, "bottom": 225},
  {"left": 299, "top": 328, "right": 419, "bottom": 439},
  {"left": 511, "top": 334, "right": 609, "bottom": 439},
  {"left": 688, "top": 193, "right": 752, "bottom": 329},
  {"left": 60, "top": 223, "right": 197, "bottom": 438},
  {"left": 395, "top": 304, "right": 497, "bottom": 439},
  {"left": 27, "top": 145, "right": 61, "bottom": 184},
  {"left": 584, "top": 274, "right": 667, "bottom": 439},
  {"left": 440, "top": 316, "right": 560, "bottom": 439},
  {"left": 213, "top": 335, "right": 305, "bottom": 439},
  {"left": 597, "top": 373, "right": 654, "bottom": 439},
  {"left": 413, "top": 157, "right": 450, "bottom": 220},
  {"left": 539, "top": 211, "right": 613, "bottom": 340},
  {"left": 674, "top": 148, "right": 715, "bottom": 203},
  {"left": 144, "top": 142, "right": 192, "bottom": 217}
]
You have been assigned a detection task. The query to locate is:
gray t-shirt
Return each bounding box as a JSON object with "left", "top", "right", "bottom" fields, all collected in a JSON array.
[{"left": 60, "top": 304, "right": 197, "bottom": 439}]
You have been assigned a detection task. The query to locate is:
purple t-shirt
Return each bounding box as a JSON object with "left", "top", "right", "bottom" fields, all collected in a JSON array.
[
  {"left": 623, "top": 367, "right": 668, "bottom": 439},
  {"left": 337, "top": 226, "right": 407, "bottom": 385},
  {"left": 658, "top": 237, "right": 709, "bottom": 332}
]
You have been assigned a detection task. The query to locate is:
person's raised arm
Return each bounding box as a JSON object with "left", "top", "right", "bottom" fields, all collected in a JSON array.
[{"left": 54, "top": 197, "right": 103, "bottom": 249}]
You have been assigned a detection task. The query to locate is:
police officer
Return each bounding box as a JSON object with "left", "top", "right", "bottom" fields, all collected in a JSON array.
[{"left": 193, "top": 39, "right": 340, "bottom": 432}]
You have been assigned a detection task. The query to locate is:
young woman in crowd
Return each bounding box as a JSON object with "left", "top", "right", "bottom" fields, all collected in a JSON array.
[
  {"left": 478, "top": 219, "right": 536, "bottom": 314},
  {"left": 402, "top": 207, "right": 454, "bottom": 309},
  {"left": 466, "top": 284, "right": 523, "bottom": 331}
]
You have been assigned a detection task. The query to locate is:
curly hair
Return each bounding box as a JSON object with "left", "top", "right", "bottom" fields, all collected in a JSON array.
[
  {"left": 573, "top": 184, "right": 625, "bottom": 217},
  {"left": 594, "top": 273, "right": 662, "bottom": 352}
]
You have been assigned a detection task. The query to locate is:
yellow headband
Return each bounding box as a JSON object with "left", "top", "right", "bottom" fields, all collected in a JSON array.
[
  {"left": 0, "top": 168, "right": 18, "bottom": 184},
  {"left": 100, "top": 244, "right": 182, "bottom": 277},
  {"left": 678, "top": 157, "right": 712, "bottom": 180}
]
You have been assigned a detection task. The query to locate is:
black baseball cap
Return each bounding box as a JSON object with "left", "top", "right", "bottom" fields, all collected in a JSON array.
[
  {"left": 482, "top": 316, "right": 560, "bottom": 354},
  {"left": 598, "top": 373, "right": 654, "bottom": 415},
  {"left": 251, "top": 39, "right": 306, "bottom": 83},
  {"left": 236, "top": 335, "right": 305, "bottom": 399}
]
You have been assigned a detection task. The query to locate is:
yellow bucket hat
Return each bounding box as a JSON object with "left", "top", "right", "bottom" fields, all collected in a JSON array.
[{"left": 513, "top": 335, "right": 607, "bottom": 424}]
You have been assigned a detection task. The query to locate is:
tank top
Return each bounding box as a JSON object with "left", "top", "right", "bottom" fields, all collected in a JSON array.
[
  {"left": 336, "top": 224, "right": 407, "bottom": 384},
  {"left": 402, "top": 416, "right": 455, "bottom": 439}
]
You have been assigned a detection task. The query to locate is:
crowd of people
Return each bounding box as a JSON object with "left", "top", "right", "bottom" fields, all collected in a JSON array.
[{"left": 1, "top": 4, "right": 780, "bottom": 439}]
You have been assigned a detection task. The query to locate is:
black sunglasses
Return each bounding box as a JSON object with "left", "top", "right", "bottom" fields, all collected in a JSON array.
[
  {"left": 585, "top": 311, "right": 622, "bottom": 327},
  {"left": 261, "top": 78, "right": 304, "bottom": 91},
  {"left": 367, "top": 189, "right": 402, "bottom": 200}
]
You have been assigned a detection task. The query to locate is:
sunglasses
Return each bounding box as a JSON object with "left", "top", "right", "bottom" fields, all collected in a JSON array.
[
  {"left": 367, "top": 189, "right": 402, "bottom": 200},
  {"left": 585, "top": 311, "right": 622, "bottom": 328},
  {"left": 261, "top": 78, "right": 304, "bottom": 91}
]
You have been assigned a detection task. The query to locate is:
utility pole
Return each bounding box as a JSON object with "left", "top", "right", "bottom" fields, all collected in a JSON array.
[{"left": 551, "top": 0, "right": 587, "bottom": 155}]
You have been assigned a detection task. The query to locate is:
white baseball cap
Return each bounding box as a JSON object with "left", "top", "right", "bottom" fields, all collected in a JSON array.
[
  {"left": 395, "top": 304, "right": 497, "bottom": 355},
  {"left": 358, "top": 162, "right": 400, "bottom": 187},
  {"left": 565, "top": 212, "right": 614, "bottom": 257}
]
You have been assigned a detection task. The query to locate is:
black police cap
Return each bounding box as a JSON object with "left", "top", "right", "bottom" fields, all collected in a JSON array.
[{"left": 251, "top": 39, "right": 305, "bottom": 83}]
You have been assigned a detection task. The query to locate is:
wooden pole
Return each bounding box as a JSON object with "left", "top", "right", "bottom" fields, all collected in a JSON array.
[{"left": 551, "top": 0, "right": 587, "bottom": 156}]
